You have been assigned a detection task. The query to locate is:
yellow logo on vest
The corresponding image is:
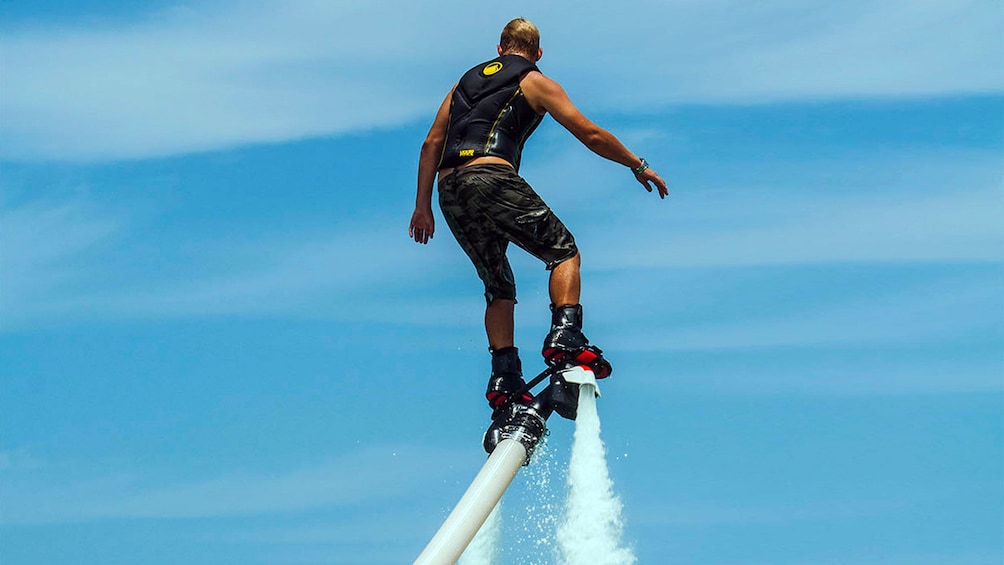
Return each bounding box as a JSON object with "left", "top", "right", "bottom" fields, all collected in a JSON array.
[
  {"left": 482, "top": 62, "right": 503, "bottom": 76},
  {"left": 459, "top": 149, "right": 475, "bottom": 157}
]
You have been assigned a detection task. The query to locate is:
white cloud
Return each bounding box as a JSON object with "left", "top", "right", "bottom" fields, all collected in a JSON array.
[
  {"left": 590, "top": 188, "right": 1004, "bottom": 269},
  {"left": 552, "top": 150, "right": 1004, "bottom": 269},
  {"left": 672, "top": 364, "right": 1004, "bottom": 396},
  {"left": 3, "top": 148, "right": 999, "bottom": 331},
  {"left": 0, "top": 197, "right": 469, "bottom": 330},
  {"left": 1, "top": 444, "right": 473, "bottom": 524},
  {"left": 624, "top": 0, "right": 1004, "bottom": 105},
  {"left": 520, "top": 149, "right": 1004, "bottom": 358},
  {"left": 101, "top": 229, "right": 454, "bottom": 317},
  {"left": 1, "top": 0, "right": 1000, "bottom": 161},
  {"left": 603, "top": 274, "right": 1002, "bottom": 352},
  {"left": 634, "top": 497, "right": 907, "bottom": 526},
  {"left": 0, "top": 199, "right": 122, "bottom": 329},
  {"left": 0, "top": 1, "right": 464, "bottom": 161},
  {"left": 0, "top": 447, "right": 45, "bottom": 471}
]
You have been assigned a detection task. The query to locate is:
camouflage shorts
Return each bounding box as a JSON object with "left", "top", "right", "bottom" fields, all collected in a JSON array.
[{"left": 438, "top": 164, "right": 578, "bottom": 304}]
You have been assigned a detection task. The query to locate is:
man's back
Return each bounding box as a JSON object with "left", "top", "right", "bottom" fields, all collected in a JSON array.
[{"left": 439, "top": 54, "right": 543, "bottom": 172}]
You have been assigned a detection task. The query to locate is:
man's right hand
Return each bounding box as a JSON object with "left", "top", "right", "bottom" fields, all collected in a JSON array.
[
  {"left": 409, "top": 207, "right": 435, "bottom": 244},
  {"left": 635, "top": 168, "right": 669, "bottom": 199}
]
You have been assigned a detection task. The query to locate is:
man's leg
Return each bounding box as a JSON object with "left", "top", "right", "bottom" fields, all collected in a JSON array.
[
  {"left": 548, "top": 252, "right": 581, "bottom": 307},
  {"left": 485, "top": 298, "right": 515, "bottom": 350},
  {"left": 543, "top": 252, "right": 587, "bottom": 357},
  {"left": 542, "top": 252, "right": 612, "bottom": 378},
  {"left": 437, "top": 167, "right": 530, "bottom": 412},
  {"left": 484, "top": 299, "right": 532, "bottom": 411}
]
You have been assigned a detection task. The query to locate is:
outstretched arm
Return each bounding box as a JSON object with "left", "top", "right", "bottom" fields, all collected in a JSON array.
[
  {"left": 410, "top": 87, "right": 455, "bottom": 244},
  {"left": 521, "top": 72, "right": 668, "bottom": 198}
]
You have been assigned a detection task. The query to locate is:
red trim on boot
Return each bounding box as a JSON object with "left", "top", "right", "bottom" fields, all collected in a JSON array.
[
  {"left": 486, "top": 391, "right": 509, "bottom": 408},
  {"left": 543, "top": 348, "right": 568, "bottom": 365}
]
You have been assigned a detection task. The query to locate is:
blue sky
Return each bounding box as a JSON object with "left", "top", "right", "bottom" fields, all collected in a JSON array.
[{"left": 1, "top": 1, "right": 1002, "bottom": 564}]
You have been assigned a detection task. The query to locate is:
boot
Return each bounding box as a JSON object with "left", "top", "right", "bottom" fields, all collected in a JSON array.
[
  {"left": 542, "top": 304, "right": 588, "bottom": 360},
  {"left": 542, "top": 304, "right": 612, "bottom": 378},
  {"left": 486, "top": 346, "right": 532, "bottom": 412}
]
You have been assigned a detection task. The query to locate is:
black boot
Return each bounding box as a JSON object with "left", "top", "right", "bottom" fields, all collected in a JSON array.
[
  {"left": 542, "top": 304, "right": 588, "bottom": 360},
  {"left": 542, "top": 304, "right": 612, "bottom": 378},
  {"left": 486, "top": 347, "right": 532, "bottom": 411}
]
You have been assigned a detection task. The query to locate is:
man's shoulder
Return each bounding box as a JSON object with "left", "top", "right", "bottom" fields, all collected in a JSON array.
[
  {"left": 519, "top": 69, "right": 559, "bottom": 96},
  {"left": 519, "top": 70, "right": 567, "bottom": 116},
  {"left": 519, "top": 68, "right": 547, "bottom": 82}
]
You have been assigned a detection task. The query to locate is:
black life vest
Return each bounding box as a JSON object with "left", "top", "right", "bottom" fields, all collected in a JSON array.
[{"left": 438, "top": 54, "right": 544, "bottom": 172}]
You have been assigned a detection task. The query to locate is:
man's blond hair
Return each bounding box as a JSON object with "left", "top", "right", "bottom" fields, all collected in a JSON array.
[{"left": 499, "top": 18, "right": 540, "bottom": 56}]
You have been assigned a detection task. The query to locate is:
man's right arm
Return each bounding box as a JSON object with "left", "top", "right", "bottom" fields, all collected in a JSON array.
[
  {"left": 410, "top": 87, "right": 455, "bottom": 244},
  {"left": 521, "top": 72, "right": 668, "bottom": 198}
]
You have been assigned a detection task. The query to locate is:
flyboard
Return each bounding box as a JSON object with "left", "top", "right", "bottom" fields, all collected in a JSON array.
[{"left": 413, "top": 363, "right": 601, "bottom": 565}]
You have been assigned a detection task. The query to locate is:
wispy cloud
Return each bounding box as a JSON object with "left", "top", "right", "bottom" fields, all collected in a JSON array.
[
  {"left": 633, "top": 497, "right": 909, "bottom": 527},
  {"left": 1, "top": 444, "right": 473, "bottom": 524},
  {"left": 588, "top": 187, "right": 1004, "bottom": 270},
  {"left": 95, "top": 227, "right": 458, "bottom": 318},
  {"left": 0, "top": 1, "right": 455, "bottom": 161},
  {"left": 541, "top": 148, "right": 1004, "bottom": 269},
  {"left": 602, "top": 272, "right": 1002, "bottom": 351},
  {"left": 0, "top": 197, "right": 466, "bottom": 330},
  {"left": 661, "top": 362, "right": 1004, "bottom": 397},
  {"left": 2, "top": 0, "right": 999, "bottom": 161},
  {"left": 4, "top": 148, "right": 999, "bottom": 331},
  {"left": 0, "top": 447, "right": 45, "bottom": 471},
  {"left": 627, "top": 0, "right": 1004, "bottom": 105},
  {"left": 0, "top": 199, "right": 122, "bottom": 329}
]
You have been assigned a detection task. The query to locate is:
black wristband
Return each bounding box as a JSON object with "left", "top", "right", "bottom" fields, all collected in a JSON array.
[{"left": 632, "top": 158, "right": 649, "bottom": 175}]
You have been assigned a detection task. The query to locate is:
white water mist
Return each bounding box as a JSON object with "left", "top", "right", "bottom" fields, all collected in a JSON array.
[
  {"left": 512, "top": 438, "right": 560, "bottom": 564},
  {"left": 556, "top": 386, "right": 635, "bottom": 565},
  {"left": 458, "top": 499, "right": 501, "bottom": 565},
  {"left": 460, "top": 438, "right": 561, "bottom": 565}
]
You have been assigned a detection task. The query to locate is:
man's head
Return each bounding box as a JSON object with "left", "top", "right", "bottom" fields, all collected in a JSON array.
[{"left": 498, "top": 18, "right": 542, "bottom": 61}]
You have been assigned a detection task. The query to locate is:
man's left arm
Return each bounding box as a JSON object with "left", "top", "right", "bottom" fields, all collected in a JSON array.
[
  {"left": 522, "top": 73, "right": 668, "bottom": 198},
  {"left": 410, "top": 87, "right": 455, "bottom": 244}
]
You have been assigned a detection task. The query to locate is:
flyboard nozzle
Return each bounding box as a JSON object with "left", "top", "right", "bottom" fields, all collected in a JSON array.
[
  {"left": 562, "top": 365, "right": 601, "bottom": 396},
  {"left": 483, "top": 402, "right": 548, "bottom": 464},
  {"left": 548, "top": 365, "right": 600, "bottom": 421}
]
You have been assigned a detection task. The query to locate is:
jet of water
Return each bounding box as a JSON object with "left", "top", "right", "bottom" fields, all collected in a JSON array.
[{"left": 556, "top": 385, "right": 635, "bottom": 565}]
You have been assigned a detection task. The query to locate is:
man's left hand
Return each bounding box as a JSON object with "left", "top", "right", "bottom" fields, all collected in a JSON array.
[{"left": 636, "top": 168, "right": 669, "bottom": 199}]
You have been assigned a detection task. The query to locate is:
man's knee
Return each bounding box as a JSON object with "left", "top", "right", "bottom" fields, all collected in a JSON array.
[
  {"left": 486, "top": 298, "right": 516, "bottom": 310},
  {"left": 552, "top": 251, "right": 581, "bottom": 271},
  {"left": 484, "top": 286, "right": 517, "bottom": 305}
]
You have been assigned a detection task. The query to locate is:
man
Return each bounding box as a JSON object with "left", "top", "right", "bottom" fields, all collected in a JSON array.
[{"left": 409, "top": 18, "right": 668, "bottom": 417}]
